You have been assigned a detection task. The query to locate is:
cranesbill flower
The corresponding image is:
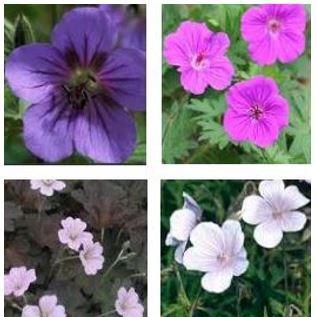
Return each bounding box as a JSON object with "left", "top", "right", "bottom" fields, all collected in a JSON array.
[
  {"left": 223, "top": 76, "right": 289, "bottom": 148},
  {"left": 79, "top": 240, "right": 104, "bottom": 275},
  {"left": 165, "top": 192, "right": 202, "bottom": 264},
  {"left": 242, "top": 180, "right": 309, "bottom": 248},
  {"left": 30, "top": 180, "right": 66, "bottom": 196},
  {"left": 4, "top": 267, "right": 36, "bottom": 297},
  {"left": 58, "top": 217, "right": 93, "bottom": 251},
  {"left": 115, "top": 287, "right": 144, "bottom": 317},
  {"left": 5, "top": 7, "right": 145, "bottom": 163},
  {"left": 22, "top": 295, "right": 66, "bottom": 317},
  {"left": 100, "top": 5, "right": 146, "bottom": 51},
  {"left": 183, "top": 220, "right": 248, "bottom": 293},
  {"left": 241, "top": 4, "right": 307, "bottom": 65},
  {"left": 163, "top": 21, "right": 234, "bottom": 95}
]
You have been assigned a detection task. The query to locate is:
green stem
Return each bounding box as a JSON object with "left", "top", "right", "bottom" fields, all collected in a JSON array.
[
  {"left": 23, "top": 294, "right": 28, "bottom": 305},
  {"left": 5, "top": 298, "right": 23, "bottom": 312},
  {"left": 103, "top": 249, "right": 125, "bottom": 279},
  {"left": 189, "top": 287, "right": 202, "bottom": 317},
  {"left": 94, "top": 309, "right": 117, "bottom": 317},
  {"left": 174, "top": 264, "right": 190, "bottom": 307},
  {"left": 53, "top": 255, "right": 79, "bottom": 267},
  {"left": 282, "top": 239, "right": 289, "bottom": 305}
]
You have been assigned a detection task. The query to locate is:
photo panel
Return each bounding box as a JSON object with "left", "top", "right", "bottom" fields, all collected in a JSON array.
[
  {"left": 161, "top": 179, "right": 311, "bottom": 316},
  {"left": 4, "top": 4, "right": 146, "bottom": 165},
  {"left": 162, "top": 4, "right": 311, "bottom": 164},
  {"left": 4, "top": 180, "right": 147, "bottom": 316}
]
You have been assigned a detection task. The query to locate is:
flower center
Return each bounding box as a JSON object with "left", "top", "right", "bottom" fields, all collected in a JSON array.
[
  {"left": 249, "top": 104, "right": 264, "bottom": 120},
  {"left": 63, "top": 68, "right": 100, "bottom": 110},
  {"left": 272, "top": 210, "right": 284, "bottom": 221},
  {"left": 217, "top": 253, "right": 231, "bottom": 265},
  {"left": 268, "top": 19, "right": 281, "bottom": 33},
  {"left": 43, "top": 180, "right": 55, "bottom": 186},
  {"left": 191, "top": 52, "right": 209, "bottom": 71}
]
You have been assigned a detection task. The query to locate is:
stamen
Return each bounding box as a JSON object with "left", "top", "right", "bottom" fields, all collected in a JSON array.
[
  {"left": 268, "top": 19, "right": 281, "bottom": 33},
  {"left": 250, "top": 104, "right": 264, "bottom": 120}
]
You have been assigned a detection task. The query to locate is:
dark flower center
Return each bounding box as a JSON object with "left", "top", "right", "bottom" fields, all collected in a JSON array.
[
  {"left": 191, "top": 52, "right": 209, "bottom": 71},
  {"left": 63, "top": 68, "right": 100, "bottom": 110},
  {"left": 250, "top": 104, "right": 264, "bottom": 120},
  {"left": 268, "top": 19, "right": 281, "bottom": 33}
]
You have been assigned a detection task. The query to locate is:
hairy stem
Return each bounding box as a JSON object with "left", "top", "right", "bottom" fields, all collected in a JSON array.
[{"left": 174, "top": 264, "right": 190, "bottom": 307}]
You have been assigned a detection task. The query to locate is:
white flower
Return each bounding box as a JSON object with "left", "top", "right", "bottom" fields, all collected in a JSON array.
[
  {"left": 183, "top": 220, "right": 248, "bottom": 293},
  {"left": 115, "top": 287, "right": 144, "bottom": 317},
  {"left": 165, "top": 192, "right": 202, "bottom": 264},
  {"left": 30, "top": 180, "right": 66, "bottom": 196},
  {"left": 79, "top": 241, "right": 104, "bottom": 275},
  {"left": 242, "top": 180, "right": 310, "bottom": 248}
]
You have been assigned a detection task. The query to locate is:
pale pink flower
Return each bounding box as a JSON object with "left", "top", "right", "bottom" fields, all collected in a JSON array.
[
  {"left": 22, "top": 295, "right": 66, "bottom": 317},
  {"left": 58, "top": 217, "right": 93, "bottom": 251},
  {"left": 242, "top": 180, "right": 309, "bottom": 248},
  {"left": 115, "top": 287, "right": 144, "bottom": 317},
  {"left": 183, "top": 220, "right": 248, "bottom": 293},
  {"left": 4, "top": 266, "right": 36, "bottom": 297},
  {"left": 165, "top": 192, "right": 202, "bottom": 264},
  {"left": 30, "top": 180, "right": 66, "bottom": 196},
  {"left": 79, "top": 241, "right": 104, "bottom": 275}
]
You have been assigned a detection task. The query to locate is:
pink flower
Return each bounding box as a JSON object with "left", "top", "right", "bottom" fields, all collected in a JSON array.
[
  {"left": 223, "top": 76, "right": 289, "bottom": 148},
  {"left": 4, "top": 267, "right": 36, "bottom": 297},
  {"left": 241, "top": 4, "right": 307, "bottom": 65},
  {"left": 242, "top": 180, "right": 309, "bottom": 248},
  {"left": 30, "top": 180, "right": 66, "bottom": 196},
  {"left": 22, "top": 295, "right": 66, "bottom": 317},
  {"left": 58, "top": 217, "right": 93, "bottom": 251},
  {"left": 115, "top": 287, "right": 144, "bottom": 317},
  {"left": 163, "top": 21, "right": 234, "bottom": 95},
  {"left": 79, "top": 241, "right": 104, "bottom": 275},
  {"left": 165, "top": 192, "right": 202, "bottom": 264},
  {"left": 183, "top": 220, "right": 248, "bottom": 293}
]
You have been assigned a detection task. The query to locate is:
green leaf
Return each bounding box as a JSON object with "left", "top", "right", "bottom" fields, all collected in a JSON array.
[
  {"left": 4, "top": 18, "right": 15, "bottom": 57},
  {"left": 14, "top": 14, "right": 35, "bottom": 47}
]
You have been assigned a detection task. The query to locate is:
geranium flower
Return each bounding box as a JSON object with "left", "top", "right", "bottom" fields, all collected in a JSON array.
[
  {"left": 5, "top": 7, "right": 145, "bottom": 163},
  {"left": 165, "top": 192, "right": 202, "bottom": 264},
  {"left": 30, "top": 180, "right": 66, "bottom": 196},
  {"left": 58, "top": 217, "right": 93, "bottom": 251},
  {"left": 22, "top": 295, "right": 66, "bottom": 317},
  {"left": 163, "top": 21, "right": 234, "bottom": 94},
  {"left": 115, "top": 287, "right": 144, "bottom": 317},
  {"left": 223, "top": 76, "right": 289, "bottom": 148},
  {"left": 242, "top": 180, "right": 309, "bottom": 248},
  {"left": 241, "top": 4, "right": 307, "bottom": 65},
  {"left": 183, "top": 220, "right": 248, "bottom": 293},
  {"left": 100, "top": 5, "right": 146, "bottom": 51},
  {"left": 4, "top": 267, "right": 36, "bottom": 297},
  {"left": 79, "top": 240, "right": 104, "bottom": 275}
]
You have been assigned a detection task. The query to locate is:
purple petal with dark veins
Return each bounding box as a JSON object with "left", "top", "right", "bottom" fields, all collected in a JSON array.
[
  {"left": 5, "top": 43, "right": 68, "bottom": 103},
  {"left": 97, "top": 48, "right": 145, "bottom": 111},
  {"left": 73, "top": 96, "right": 136, "bottom": 163}
]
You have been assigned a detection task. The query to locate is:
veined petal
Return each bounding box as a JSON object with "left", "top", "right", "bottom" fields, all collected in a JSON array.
[
  {"left": 277, "top": 31, "right": 305, "bottom": 63},
  {"left": 98, "top": 48, "right": 145, "bottom": 111},
  {"left": 283, "top": 185, "right": 310, "bottom": 210},
  {"left": 254, "top": 219, "right": 283, "bottom": 248},
  {"left": 170, "top": 208, "right": 197, "bottom": 241},
  {"left": 258, "top": 180, "right": 285, "bottom": 203},
  {"left": 242, "top": 195, "right": 273, "bottom": 225},
  {"left": 222, "top": 220, "right": 244, "bottom": 255},
  {"left": 23, "top": 92, "right": 74, "bottom": 162},
  {"left": 233, "top": 248, "right": 249, "bottom": 276},
  {"left": 183, "top": 192, "right": 202, "bottom": 219},
  {"left": 5, "top": 44, "right": 68, "bottom": 103},
  {"left": 223, "top": 109, "right": 251, "bottom": 142},
  {"left": 39, "top": 295, "right": 58, "bottom": 312},
  {"left": 73, "top": 96, "right": 136, "bottom": 163},
  {"left": 201, "top": 268, "right": 233, "bottom": 293},
  {"left": 174, "top": 241, "right": 187, "bottom": 264},
  {"left": 52, "top": 7, "right": 116, "bottom": 66},
  {"left": 180, "top": 67, "right": 208, "bottom": 95},
  {"left": 281, "top": 211, "right": 307, "bottom": 232}
]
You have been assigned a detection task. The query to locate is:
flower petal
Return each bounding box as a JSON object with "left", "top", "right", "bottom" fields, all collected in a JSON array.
[
  {"left": 5, "top": 44, "right": 68, "bottom": 103},
  {"left": 183, "top": 246, "right": 218, "bottom": 272},
  {"left": 233, "top": 248, "right": 249, "bottom": 276},
  {"left": 52, "top": 7, "right": 116, "bottom": 66},
  {"left": 283, "top": 185, "right": 310, "bottom": 210},
  {"left": 39, "top": 295, "right": 58, "bottom": 313},
  {"left": 183, "top": 192, "right": 202, "bottom": 219},
  {"left": 174, "top": 241, "right": 187, "bottom": 264},
  {"left": 97, "top": 48, "right": 145, "bottom": 111},
  {"left": 223, "top": 109, "right": 251, "bottom": 142},
  {"left": 281, "top": 211, "right": 307, "bottom": 232},
  {"left": 242, "top": 195, "right": 273, "bottom": 225},
  {"left": 180, "top": 67, "right": 208, "bottom": 95},
  {"left": 23, "top": 92, "right": 74, "bottom": 162},
  {"left": 264, "top": 95, "right": 289, "bottom": 130},
  {"left": 222, "top": 220, "right": 244, "bottom": 255},
  {"left": 73, "top": 96, "right": 136, "bottom": 163},
  {"left": 277, "top": 31, "right": 305, "bottom": 63},
  {"left": 258, "top": 180, "right": 285, "bottom": 203},
  {"left": 201, "top": 268, "right": 233, "bottom": 293},
  {"left": 254, "top": 219, "right": 283, "bottom": 248},
  {"left": 170, "top": 208, "right": 197, "bottom": 241},
  {"left": 22, "top": 306, "right": 41, "bottom": 317},
  {"left": 165, "top": 232, "right": 178, "bottom": 246}
]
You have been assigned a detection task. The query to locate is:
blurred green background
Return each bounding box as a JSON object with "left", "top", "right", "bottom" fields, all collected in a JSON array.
[
  {"left": 162, "top": 5, "right": 311, "bottom": 164},
  {"left": 161, "top": 180, "right": 311, "bottom": 317},
  {"left": 4, "top": 4, "right": 146, "bottom": 165}
]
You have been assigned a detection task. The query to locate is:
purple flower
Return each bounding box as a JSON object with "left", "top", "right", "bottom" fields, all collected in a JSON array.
[
  {"left": 163, "top": 21, "right": 234, "bottom": 95},
  {"left": 223, "top": 76, "right": 289, "bottom": 148},
  {"left": 241, "top": 4, "right": 307, "bottom": 65},
  {"left": 79, "top": 240, "right": 104, "bottom": 275},
  {"left": 30, "top": 180, "right": 66, "bottom": 196},
  {"left": 5, "top": 7, "right": 146, "bottom": 163},
  {"left": 4, "top": 267, "right": 36, "bottom": 297},
  {"left": 100, "top": 5, "right": 146, "bottom": 51},
  {"left": 115, "top": 287, "right": 144, "bottom": 317},
  {"left": 22, "top": 295, "right": 66, "bottom": 317}
]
